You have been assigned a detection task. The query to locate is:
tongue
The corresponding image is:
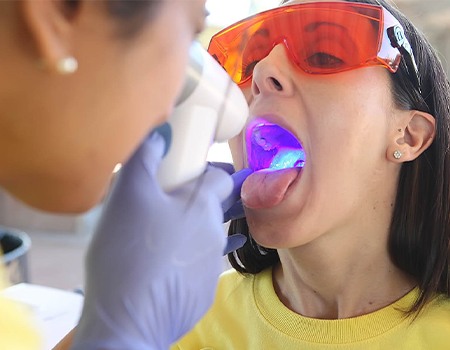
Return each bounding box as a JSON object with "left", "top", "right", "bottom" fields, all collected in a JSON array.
[{"left": 241, "top": 168, "right": 300, "bottom": 209}]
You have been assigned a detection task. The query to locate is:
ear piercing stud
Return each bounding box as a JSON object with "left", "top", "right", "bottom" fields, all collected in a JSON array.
[
  {"left": 56, "top": 56, "right": 78, "bottom": 75},
  {"left": 393, "top": 150, "right": 402, "bottom": 159}
]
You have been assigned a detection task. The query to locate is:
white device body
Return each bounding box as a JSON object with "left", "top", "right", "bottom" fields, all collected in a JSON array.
[{"left": 157, "top": 42, "right": 248, "bottom": 192}]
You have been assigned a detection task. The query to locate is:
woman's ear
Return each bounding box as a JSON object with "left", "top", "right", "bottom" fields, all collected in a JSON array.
[
  {"left": 20, "top": 0, "right": 77, "bottom": 73},
  {"left": 388, "top": 110, "right": 435, "bottom": 162}
]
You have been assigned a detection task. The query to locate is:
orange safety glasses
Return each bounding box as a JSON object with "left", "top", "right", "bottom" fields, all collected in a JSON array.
[{"left": 207, "top": 1, "right": 420, "bottom": 89}]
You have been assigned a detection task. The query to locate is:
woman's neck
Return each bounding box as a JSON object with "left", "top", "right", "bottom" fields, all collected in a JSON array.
[{"left": 272, "top": 232, "right": 416, "bottom": 319}]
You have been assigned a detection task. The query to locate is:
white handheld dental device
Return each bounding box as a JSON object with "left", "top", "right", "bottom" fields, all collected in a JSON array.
[{"left": 156, "top": 41, "right": 248, "bottom": 192}]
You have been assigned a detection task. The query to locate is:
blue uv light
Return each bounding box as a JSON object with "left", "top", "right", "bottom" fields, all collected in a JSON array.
[{"left": 246, "top": 118, "right": 306, "bottom": 171}]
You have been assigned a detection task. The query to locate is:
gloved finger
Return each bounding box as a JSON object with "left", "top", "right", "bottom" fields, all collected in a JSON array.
[
  {"left": 151, "top": 122, "right": 172, "bottom": 157},
  {"left": 107, "top": 131, "right": 166, "bottom": 196},
  {"left": 223, "top": 234, "right": 247, "bottom": 255},
  {"left": 137, "top": 131, "right": 168, "bottom": 174},
  {"left": 208, "top": 162, "right": 235, "bottom": 175},
  {"left": 221, "top": 168, "right": 253, "bottom": 214},
  {"left": 195, "top": 165, "right": 234, "bottom": 202},
  {"left": 223, "top": 199, "right": 245, "bottom": 223}
]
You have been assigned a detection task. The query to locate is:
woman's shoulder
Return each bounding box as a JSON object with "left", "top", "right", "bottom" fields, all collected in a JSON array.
[
  {"left": 172, "top": 269, "right": 272, "bottom": 349},
  {"left": 421, "top": 294, "right": 450, "bottom": 323},
  {"left": 216, "top": 267, "right": 271, "bottom": 300},
  {"left": 407, "top": 293, "right": 450, "bottom": 335},
  {"left": 216, "top": 268, "right": 254, "bottom": 294},
  {"left": 405, "top": 294, "right": 450, "bottom": 346}
]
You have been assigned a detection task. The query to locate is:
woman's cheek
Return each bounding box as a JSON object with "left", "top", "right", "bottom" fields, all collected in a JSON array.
[
  {"left": 241, "top": 85, "right": 253, "bottom": 104},
  {"left": 227, "top": 85, "right": 251, "bottom": 170},
  {"left": 228, "top": 131, "right": 245, "bottom": 170}
]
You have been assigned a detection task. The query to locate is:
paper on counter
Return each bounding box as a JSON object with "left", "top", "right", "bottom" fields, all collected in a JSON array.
[{"left": 3, "top": 283, "right": 83, "bottom": 350}]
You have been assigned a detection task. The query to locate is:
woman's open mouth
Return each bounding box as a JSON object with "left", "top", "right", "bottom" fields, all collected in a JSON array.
[
  {"left": 246, "top": 118, "right": 305, "bottom": 172},
  {"left": 242, "top": 118, "right": 305, "bottom": 209}
]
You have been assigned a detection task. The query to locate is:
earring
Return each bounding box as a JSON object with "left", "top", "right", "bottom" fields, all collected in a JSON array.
[
  {"left": 56, "top": 56, "right": 78, "bottom": 75},
  {"left": 393, "top": 150, "right": 402, "bottom": 159}
]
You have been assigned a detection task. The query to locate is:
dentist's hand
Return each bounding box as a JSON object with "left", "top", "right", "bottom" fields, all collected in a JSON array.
[
  {"left": 210, "top": 162, "right": 251, "bottom": 223},
  {"left": 210, "top": 162, "right": 252, "bottom": 255},
  {"left": 71, "top": 131, "right": 235, "bottom": 350}
]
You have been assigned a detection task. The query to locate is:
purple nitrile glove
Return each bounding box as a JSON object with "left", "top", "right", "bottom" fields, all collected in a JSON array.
[
  {"left": 210, "top": 162, "right": 252, "bottom": 255},
  {"left": 209, "top": 162, "right": 251, "bottom": 223},
  {"left": 71, "top": 132, "right": 235, "bottom": 350}
]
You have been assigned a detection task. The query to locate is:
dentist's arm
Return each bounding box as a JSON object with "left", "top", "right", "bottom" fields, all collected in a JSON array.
[{"left": 70, "top": 132, "right": 248, "bottom": 350}]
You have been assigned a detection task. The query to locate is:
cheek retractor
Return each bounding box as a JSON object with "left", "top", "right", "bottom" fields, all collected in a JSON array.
[{"left": 246, "top": 118, "right": 306, "bottom": 172}]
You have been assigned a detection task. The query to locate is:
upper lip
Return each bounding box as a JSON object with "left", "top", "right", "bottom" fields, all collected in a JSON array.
[{"left": 247, "top": 112, "right": 301, "bottom": 141}]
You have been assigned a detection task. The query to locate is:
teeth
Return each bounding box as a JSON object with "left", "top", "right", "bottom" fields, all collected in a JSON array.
[
  {"left": 246, "top": 118, "right": 306, "bottom": 171},
  {"left": 254, "top": 129, "right": 275, "bottom": 151},
  {"left": 271, "top": 148, "right": 306, "bottom": 170}
]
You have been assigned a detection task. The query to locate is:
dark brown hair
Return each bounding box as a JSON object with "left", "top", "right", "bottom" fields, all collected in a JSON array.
[
  {"left": 228, "top": 0, "right": 450, "bottom": 315},
  {"left": 64, "top": 0, "right": 162, "bottom": 37}
]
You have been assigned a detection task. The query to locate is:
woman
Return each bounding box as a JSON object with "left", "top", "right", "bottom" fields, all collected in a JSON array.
[
  {"left": 0, "top": 1, "right": 242, "bottom": 349},
  {"left": 173, "top": 0, "right": 450, "bottom": 348}
]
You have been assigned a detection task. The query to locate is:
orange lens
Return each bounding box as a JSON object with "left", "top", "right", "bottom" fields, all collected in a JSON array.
[{"left": 208, "top": 2, "right": 402, "bottom": 85}]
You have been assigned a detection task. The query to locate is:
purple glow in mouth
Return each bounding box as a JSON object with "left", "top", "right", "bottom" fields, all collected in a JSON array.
[{"left": 246, "top": 118, "right": 306, "bottom": 172}]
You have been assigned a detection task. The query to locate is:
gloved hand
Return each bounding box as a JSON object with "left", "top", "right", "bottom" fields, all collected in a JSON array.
[
  {"left": 210, "top": 162, "right": 252, "bottom": 255},
  {"left": 71, "top": 131, "right": 243, "bottom": 350},
  {"left": 210, "top": 162, "right": 250, "bottom": 223}
]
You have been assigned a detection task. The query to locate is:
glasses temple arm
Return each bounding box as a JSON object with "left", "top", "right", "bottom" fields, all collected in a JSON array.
[{"left": 387, "top": 25, "right": 422, "bottom": 93}]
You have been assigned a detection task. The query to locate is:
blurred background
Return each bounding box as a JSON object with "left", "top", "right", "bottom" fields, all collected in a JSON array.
[{"left": 0, "top": 0, "right": 449, "bottom": 292}]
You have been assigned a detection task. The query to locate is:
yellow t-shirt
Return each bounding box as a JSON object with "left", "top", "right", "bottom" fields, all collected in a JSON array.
[
  {"left": 173, "top": 268, "right": 450, "bottom": 349},
  {"left": 0, "top": 262, "right": 41, "bottom": 350}
]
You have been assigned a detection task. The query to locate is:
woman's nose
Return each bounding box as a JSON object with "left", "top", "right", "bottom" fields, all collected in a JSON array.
[{"left": 251, "top": 44, "right": 295, "bottom": 98}]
